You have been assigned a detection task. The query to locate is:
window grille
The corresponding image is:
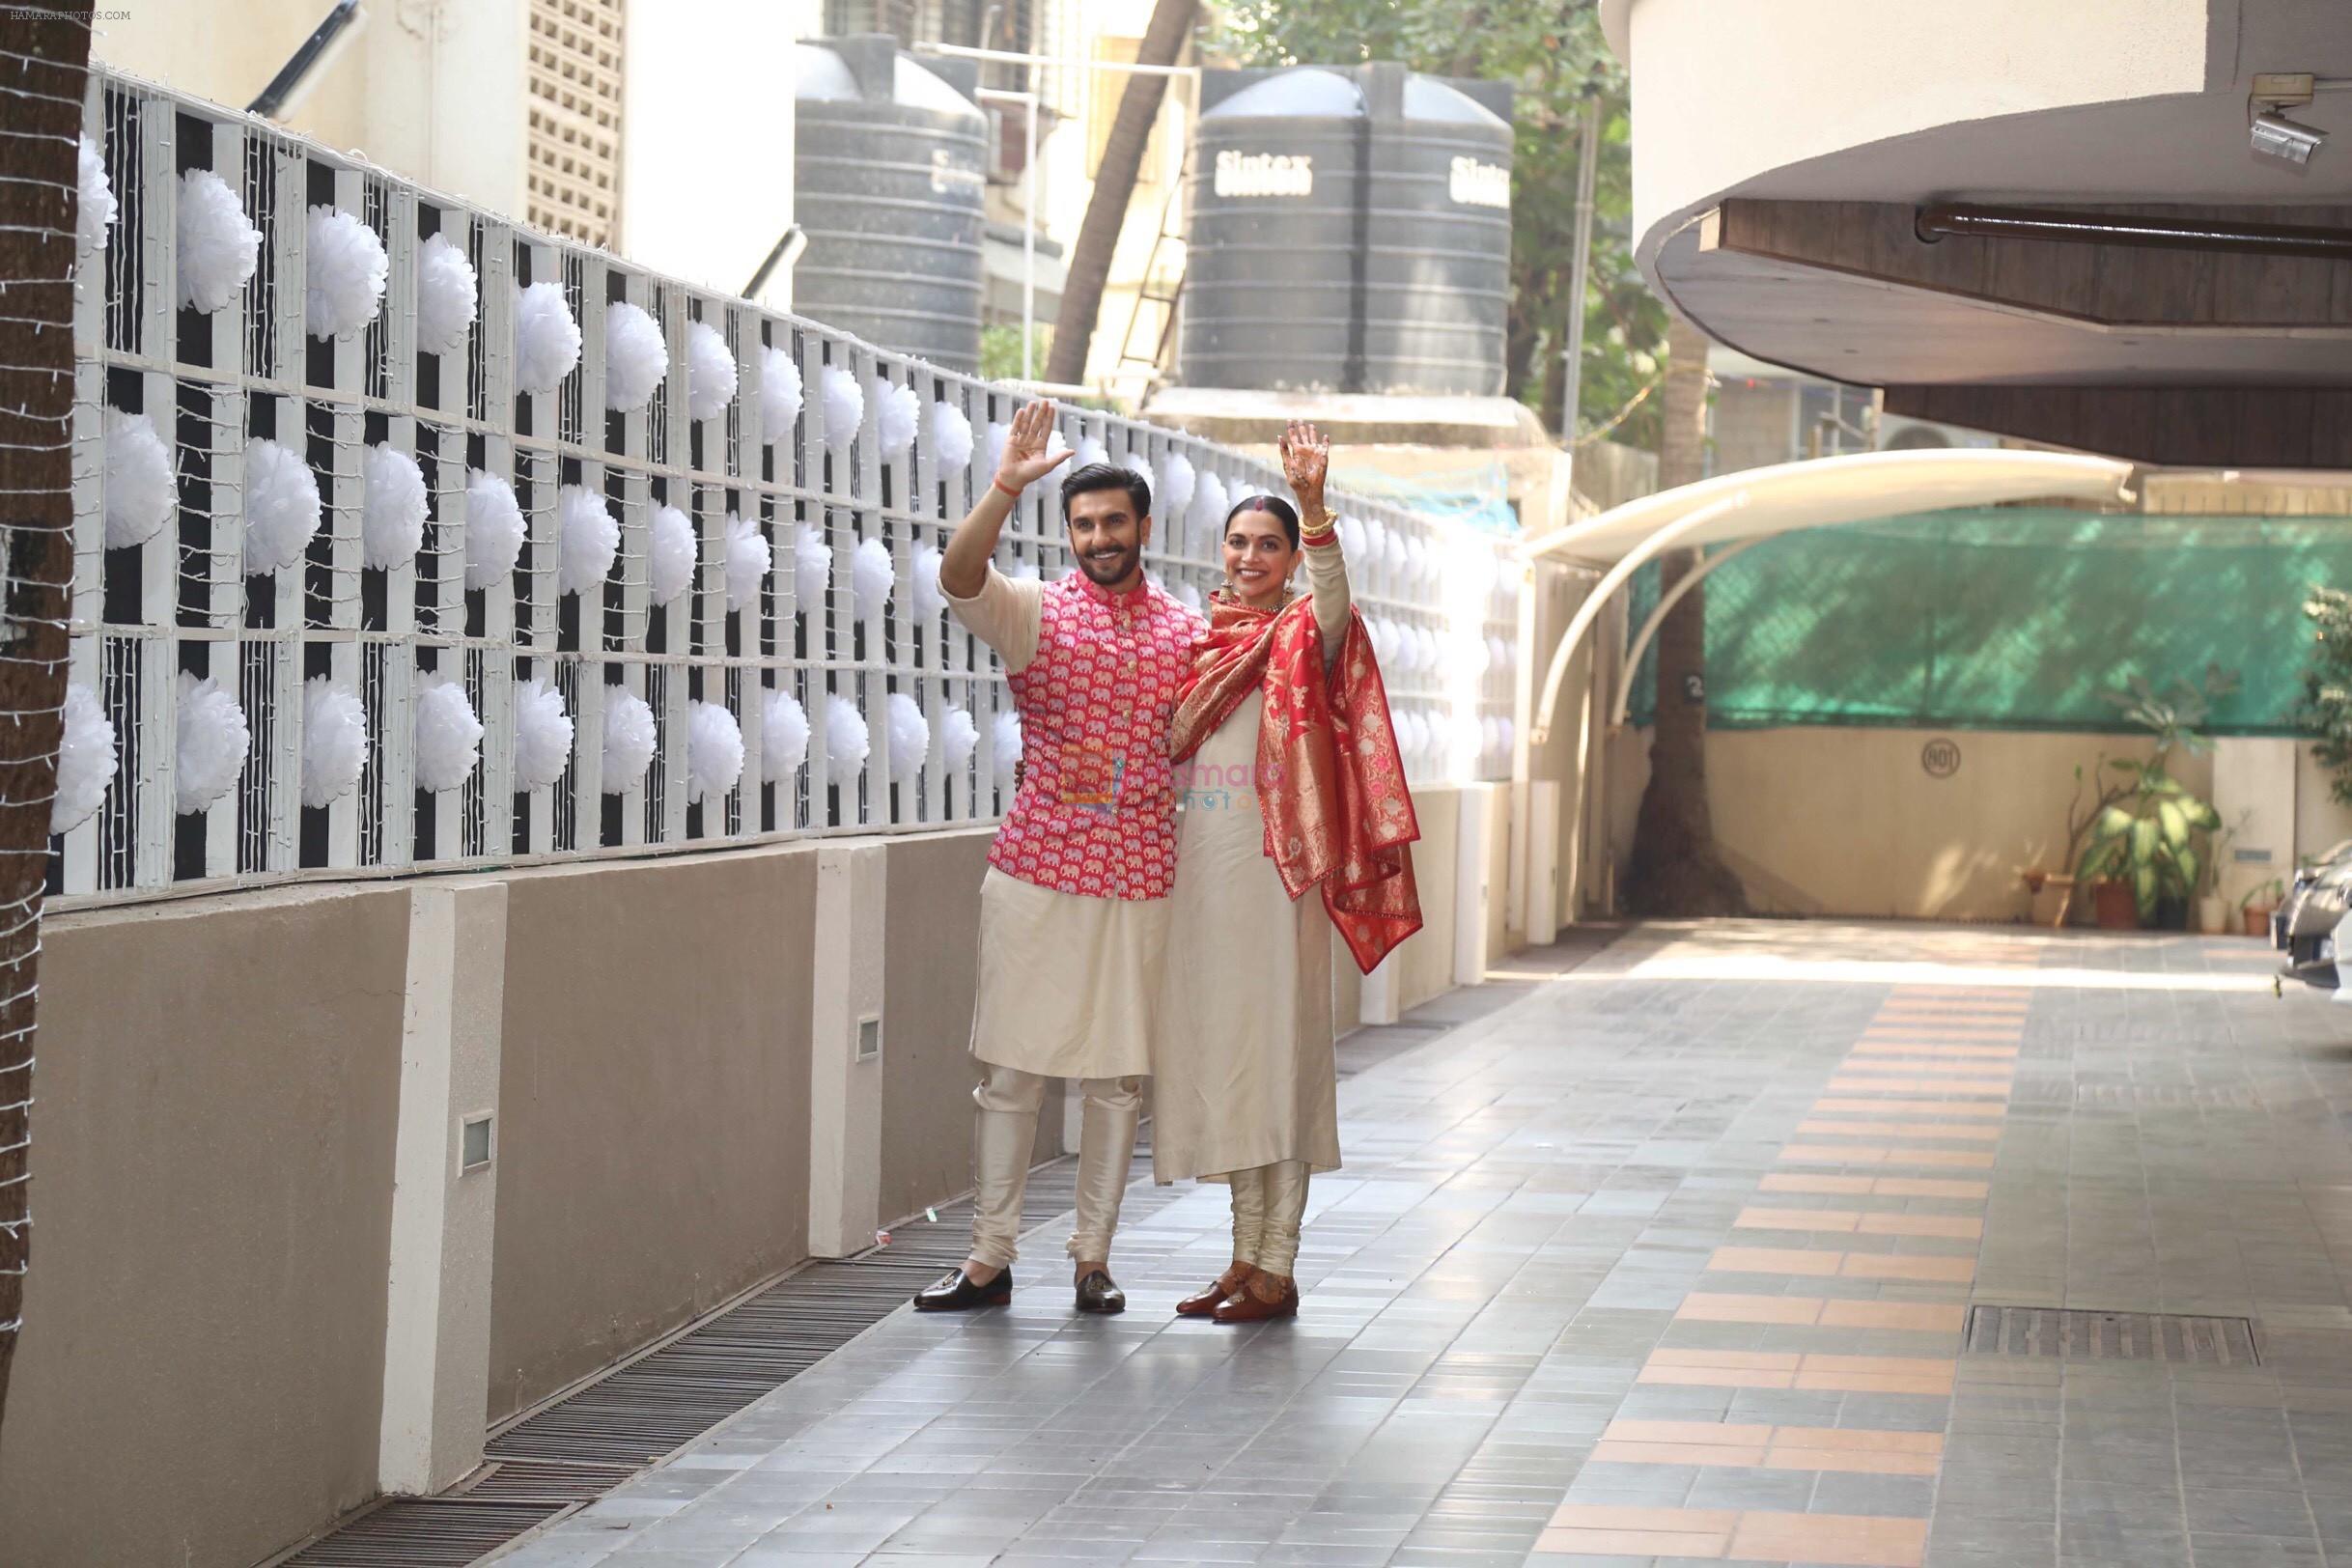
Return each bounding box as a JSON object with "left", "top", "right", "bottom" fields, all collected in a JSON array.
[{"left": 524, "top": 0, "right": 624, "bottom": 246}]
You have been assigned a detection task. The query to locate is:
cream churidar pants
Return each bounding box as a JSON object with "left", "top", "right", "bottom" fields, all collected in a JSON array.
[
  {"left": 968, "top": 1064, "right": 1142, "bottom": 1269},
  {"left": 1229, "top": 1160, "right": 1310, "bottom": 1276}
]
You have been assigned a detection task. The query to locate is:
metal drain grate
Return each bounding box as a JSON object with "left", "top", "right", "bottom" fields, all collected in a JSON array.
[
  {"left": 277, "top": 1499, "right": 564, "bottom": 1566},
  {"left": 1965, "top": 1305, "right": 2259, "bottom": 1364},
  {"left": 453, "top": 1458, "right": 637, "bottom": 1503}
]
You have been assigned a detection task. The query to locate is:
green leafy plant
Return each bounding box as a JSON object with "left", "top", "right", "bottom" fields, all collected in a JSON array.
[
  {"left": 2074, "top": 666, "right": 2237, "bottom": 922},
  {"left": 2240, "top": 876, "right": 2284, "bottom": 912},
  {"left": 2298, "top": 587, "right": 2352, "bottom": 805}
]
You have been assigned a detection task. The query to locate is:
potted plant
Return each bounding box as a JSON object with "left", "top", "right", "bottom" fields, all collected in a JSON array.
[
  {"left": 2241, "top": 876, "right": 2284, "bottom": 938},
  {"left": 2076, "top": 669, "right": 2236, "bottom": 931}
]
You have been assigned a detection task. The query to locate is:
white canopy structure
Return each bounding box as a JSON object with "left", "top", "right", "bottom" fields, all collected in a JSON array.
[{"left": 1522, "top": 448, "right": 2138, "bottom": 742}]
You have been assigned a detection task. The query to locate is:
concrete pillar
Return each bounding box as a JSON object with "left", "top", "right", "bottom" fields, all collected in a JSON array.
[
  {"left": 1455, "top": 783, "right": 1500, "bottom": 986},
  {"left": 1524, "top": 779, "right": 1561, "bottom": 944},
  {"left": 808, "top": 842, "right": 887, "bottom": 1257},
  {"left": 379, "top": 881, "right": 508, "bottom": 1497}
]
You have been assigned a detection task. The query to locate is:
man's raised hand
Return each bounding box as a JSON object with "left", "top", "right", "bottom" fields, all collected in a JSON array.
[{"left": 996, "top": 400, "right": 1074, "bottom": 494}]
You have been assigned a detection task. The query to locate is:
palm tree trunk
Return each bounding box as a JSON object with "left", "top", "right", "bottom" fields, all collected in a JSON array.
[
  {"left": 1042, "top": 0, "right": 1197, "bottom": 388},
  {"left": 1624, "top": 316, "right": 1747, "bottom": 916},
  {"left": 0, "top": 0, "right": 93, "bottom": 1435}
]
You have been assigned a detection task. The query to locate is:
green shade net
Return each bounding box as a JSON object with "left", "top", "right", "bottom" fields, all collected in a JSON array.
[{"left": 1623, "top": 508, "right": 2352, "bottom": 734}]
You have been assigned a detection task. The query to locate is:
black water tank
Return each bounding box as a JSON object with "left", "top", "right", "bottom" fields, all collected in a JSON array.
[
  {"left": 1180, "top": 63, "right": 1513, "bottom": 397},
  {"left": 794, "top": 36, "right": 987, "bottom": 371},
  {"left": 1180, "top": 68, "right": 1366, "bottom": 394}
]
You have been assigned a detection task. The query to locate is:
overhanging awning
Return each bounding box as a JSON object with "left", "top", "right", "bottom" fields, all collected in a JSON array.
[{"left": 1524, "top": 448, "right": 2137, "bottom": 741}]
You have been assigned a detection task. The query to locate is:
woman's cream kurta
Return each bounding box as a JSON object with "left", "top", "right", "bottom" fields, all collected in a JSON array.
[{"left": 1151, "top": 544, "right": 1352, "bottom": 1183}]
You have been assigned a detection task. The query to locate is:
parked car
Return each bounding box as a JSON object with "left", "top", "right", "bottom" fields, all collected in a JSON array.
[{"left": 2278, "top": 842, "right": 2352, "bottom": 991}]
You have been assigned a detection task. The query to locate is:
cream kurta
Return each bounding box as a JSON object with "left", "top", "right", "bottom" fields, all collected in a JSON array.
[
  {"left": 1151, "top": 544, "right": 1352, "bottom": 1184},
  {"left": 949, "top": 567, "right": 1175, "bottom": 1080}
]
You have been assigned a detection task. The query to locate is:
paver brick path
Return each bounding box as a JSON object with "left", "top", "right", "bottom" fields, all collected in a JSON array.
[{"left": 488, "top": 921, "right": 2347, "bottom": 1568}]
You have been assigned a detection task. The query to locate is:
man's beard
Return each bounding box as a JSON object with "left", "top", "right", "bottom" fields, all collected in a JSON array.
[{"left": 1077, "top": 544, "right": 1138, "bottom": 586}]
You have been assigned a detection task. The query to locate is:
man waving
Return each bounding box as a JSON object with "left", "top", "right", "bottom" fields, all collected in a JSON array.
[{"left": 913, "top": 401, "right": 1206, "bottom": 1316}]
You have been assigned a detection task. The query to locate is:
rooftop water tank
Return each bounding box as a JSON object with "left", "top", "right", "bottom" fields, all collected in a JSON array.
[
  {"left": 794, "top": 36, "right": 988, "bottom": 372},
  {"left": 1180, "top": 63, "right": 1513, "bottom": 397}
]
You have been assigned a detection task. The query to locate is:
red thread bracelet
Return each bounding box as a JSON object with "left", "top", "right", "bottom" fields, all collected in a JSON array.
[{"left": 992, "top": 476, "right": 1022, "bottom": 500}]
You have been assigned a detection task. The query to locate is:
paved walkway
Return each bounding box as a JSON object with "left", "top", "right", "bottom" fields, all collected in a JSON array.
[{"left": 489, "top": 921, "right": 2345, "bottom": 1568}]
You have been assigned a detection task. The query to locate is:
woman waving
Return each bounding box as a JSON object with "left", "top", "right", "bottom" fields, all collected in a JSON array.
[{"left": 1152, "top": 421, "right": 1422, "bottom": 1323}]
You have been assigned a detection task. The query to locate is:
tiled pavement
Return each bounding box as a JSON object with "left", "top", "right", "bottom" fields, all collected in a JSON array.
[{"left": 486, "top": 920, "right": 2352, "bottom": 1568}]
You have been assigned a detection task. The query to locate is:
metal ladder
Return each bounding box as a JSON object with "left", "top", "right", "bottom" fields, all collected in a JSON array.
[{"left": 1110, "top": 149, "right": 1190, "bottom": 396}]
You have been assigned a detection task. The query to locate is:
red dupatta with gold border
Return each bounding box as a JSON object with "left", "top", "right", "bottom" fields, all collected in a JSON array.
[{"left": 1169, "top": 588, "right": 1422, "bottom": 974}]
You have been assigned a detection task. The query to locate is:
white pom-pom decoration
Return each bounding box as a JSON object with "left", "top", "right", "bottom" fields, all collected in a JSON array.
[
  {"left": 1359, "top": 517, "right": 1388, "bottom": 574},
  {"left": 726, "top": 514, "right": 770, "bottom": 612},
  {"left": 929, "top": 401, "right": 974, "bottom": 470},
  {"left": 1418, "top": 627, "right": 1442, "bottom": 675},
  {"left": 886, "top": 691, "right": 928, "bottom": 782},
  {"left": 942, "top": 706, "right": 978, "bottom": 769},
  {"left": 1004, "top": 557, "right": 1039, "bottom": 581},
  {"left": 601, "top": 687, "right": 656, "bottom": 794},
  {"left": 51, "top": 684, "right": 115, "bottom": 835},
  {"left": 760, "top": 346, "right": 802, "bottom": 445},
  {"left": 1465, "top": 633, "right": 1492, "bottom": 676},
  {"left": 241, "top": 436, "right": 321, "bottom": 575},
  {"left": 853, "top": 536, "right": 894, "bottom": 619},
  {"left": 76, "top": 137, "right": 115, "bottom": 262},
  {"left": 820, "top": 365, "right": 863, "bottom": 456},
  {"left": 413, "top": 673, "right": 483, "bottom": 793},
  {"left": 103, "top": 409, "right": 174, "bottom": 549},
  {"left": 1076, "top": 435, "right": 1108, "bottom": 471},
  {"left": 686, "top": 700, "right": 743, "bottom": 804},
  {"left": 603, "top": 300, "right": 667, "bottom": 412},
  {"left": 176, "top": 169, "right": 261, "bottom": 313},
  {"left": 304, "top": 205, "right": 387, "bottom": 340},
  {"left": 415, "top": 232, "right": 477, "bottom": 355},
  {"left": 1488, "top": 634, "right": 1511, "bottom": 674},
  {"left": 298, "top": 677, "right": 368, "bottom": 809},
  {"left": 361, "top": 443, "right": 428, "bottom": 570},
  {"left": 174, "top": 673, "right": 248, "bottom": 816},
  {"left": 1336, "top": 515, "right": 1364, "bottom": 560},
  {"left": 762, "top": 689, "right": 808, "bottom": 779},
  {"left": 868, "top": 377, "right": 918, "bottom": 459},
  {"left": 793, "top": 523, "right": 830, "bottom": 608},
  {"left": 557, "top": 484, "right": 618, "bottom": 597},
  {"left": 515, "top": 280, "right": 581, "bottom": 393},
  {"left": 984, "top": 421, "right": 1009, "bottom": 475},
  {"left": 1175, "top": 579, "right": 1203, "bottom": 614},
  {"left": 649, "top": 503, "right": 695, "bottom": 606},
  {"left": 1403, "top": 534, "right": 1427, "bottom": 586},
  {"left": 1159, "top": 452, "right": 1195, "bottom": 520},
  {"left": 686, "top": 320, "right": 737, "bottom": 421},
  {"left": 463, "top": 467, "right": 526, "bottom": 589},
  {"left": 911, "top": 544, "right": 945, "bottom": 619},
  {"left": 825, "top": 693, "right": 869, "bottom": 773},
  {"left": 1191, "top": 471, "right": 1229, "bottom": 539},
  {"left": 513, "top": 677, "right": 574, "bottom": 791},
  {"left": 1382, "top": 527, "right": 1409, "bottom": 580},
  {"left": 991, "top": 710, "right": 1022, "bottom": 786}
]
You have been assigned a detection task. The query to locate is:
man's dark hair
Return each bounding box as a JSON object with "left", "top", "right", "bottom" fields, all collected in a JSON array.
[
  {"left": 1227, "top": 493, "right": 1300, "bottom": 549},
  {"left": 1059, "top": 462, "right": 1151, "bottom": 521}
]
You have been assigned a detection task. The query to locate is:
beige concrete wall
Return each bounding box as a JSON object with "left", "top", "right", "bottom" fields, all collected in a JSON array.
[
  {"left": 2296, "top": 744, "right": 2352, "bottom": 885},
  {"left": 0, "top": 886, "right": 412, "bottom": 1568},
  {"left": 487, "top": 847, "right": 819, "bottom": 1423},
  {"left": 878, "top": 830, "right": 1064, "bottom": 1226},
  {"left": 1594, "top": 723, "right": 2307, "bottom": 922}
]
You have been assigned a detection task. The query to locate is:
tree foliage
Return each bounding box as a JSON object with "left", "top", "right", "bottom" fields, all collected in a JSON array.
[
  {"left": 2299, "top": 586, "right": 2352, "bottom": 805},
  {"left": 1209, "top": 0, "right": 1666, "bottom": 447}
]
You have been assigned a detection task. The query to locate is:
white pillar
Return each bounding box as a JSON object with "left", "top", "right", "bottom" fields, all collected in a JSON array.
[
  {"left": 379, "top": 881, "right": 508, "bottom": 1497},
  {"left": 1455, "top": 783, "right": 1499, "bottom": 986},
  {"left": 1525, "top": 779, "right": 1561, "bottom": 945},
  {"left": 808, "top": 843, "right": 887, "bottom": 1257}
]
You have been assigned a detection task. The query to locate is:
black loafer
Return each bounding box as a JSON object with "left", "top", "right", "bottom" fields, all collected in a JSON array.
[
  {"left": 1075, "top": 1269, "right": 1126, "bottom": 1315},
  {"left": 913, "top": 1267, "right": 1012, "bottom": 1311}
]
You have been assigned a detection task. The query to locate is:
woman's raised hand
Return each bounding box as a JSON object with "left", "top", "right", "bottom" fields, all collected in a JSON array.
[
  {"left": 995, "top": 400, "right": 1073, "bottom": 494},
  {"left": 1280, "top": 419, "right": 1330, "bottom": 513}
]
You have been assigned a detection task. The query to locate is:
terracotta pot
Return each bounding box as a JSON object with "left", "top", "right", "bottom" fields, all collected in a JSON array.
[
  {"left": 2244, "top": 906, "right": 2277, "bottom": 938},
  {"left": 2092, "top": 880, "right": 2141, "bottom": 931}
]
